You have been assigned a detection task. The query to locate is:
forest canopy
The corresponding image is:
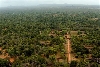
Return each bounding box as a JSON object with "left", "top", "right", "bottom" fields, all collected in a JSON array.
[{"left": 0, "top": 5, "right": 100, "bottom": 67}]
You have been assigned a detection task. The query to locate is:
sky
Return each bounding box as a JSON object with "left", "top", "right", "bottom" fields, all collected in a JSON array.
[{"left": 0, "top": 0, "right": 100, "bottom": 7}]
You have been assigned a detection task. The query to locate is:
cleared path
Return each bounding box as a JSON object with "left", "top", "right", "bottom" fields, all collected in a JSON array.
[{"left": 65, "top": 34, "right": 71, "bottom": 63}]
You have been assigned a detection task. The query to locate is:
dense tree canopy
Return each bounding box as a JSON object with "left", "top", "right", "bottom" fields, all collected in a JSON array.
[{"left": 0, "top": 5, "right": 100, "bottom": 66}]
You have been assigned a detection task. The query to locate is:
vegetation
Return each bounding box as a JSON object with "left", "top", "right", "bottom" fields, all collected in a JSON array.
[{"left": 0, "top": 5, "right": 100, "bottom": 67}]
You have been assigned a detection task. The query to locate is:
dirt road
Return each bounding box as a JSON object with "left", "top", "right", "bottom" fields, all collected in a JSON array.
[
  {"left": 65, "top": 34, "right": 71, "bottom": 63},
  {"left": 64, "top": 32, "right": 80, "bottom": 64},
  {"left": 67, "top": 34, "right": 71, "bottom": 63}
]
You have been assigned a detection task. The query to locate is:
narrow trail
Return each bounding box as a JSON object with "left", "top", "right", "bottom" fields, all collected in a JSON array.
[
  {"left": 65, "top": 33, "right": 78, "bottom": 63},
  {"left": 65, "top": 33, "right": 71, "bottom": 63}
]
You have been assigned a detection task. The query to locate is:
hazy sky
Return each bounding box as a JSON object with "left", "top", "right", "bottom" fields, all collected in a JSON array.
[{"left": 0, "top": 0, "right": 100, "bottom": 7}]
